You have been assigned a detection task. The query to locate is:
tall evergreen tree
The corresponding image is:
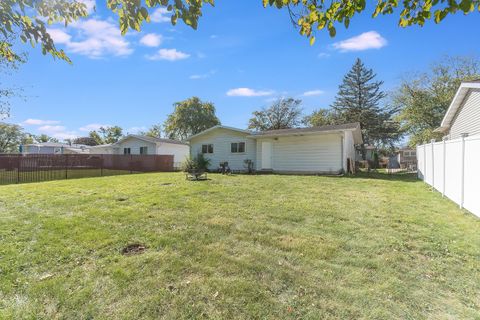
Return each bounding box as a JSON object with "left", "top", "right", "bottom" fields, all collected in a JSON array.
[{"left": 331, "top": 58, "right": 401, "bottom": 157}]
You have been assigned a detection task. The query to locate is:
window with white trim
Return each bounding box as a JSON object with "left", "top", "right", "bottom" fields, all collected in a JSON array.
[
  {"left": 202, "top": 144, "right": 214, "bottom": 154},
  {"left": 123, "top": 148, "right": 131, "bottom": 155},
  {"left": 231, "top": 142, "right": 246, "bottom": 153},
  {"left": 140, "top": 146, "right": 148, "bottom": 155}
]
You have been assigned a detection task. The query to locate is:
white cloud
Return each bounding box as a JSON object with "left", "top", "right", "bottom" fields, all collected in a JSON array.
[
  {"left": 47, "top": 29, "right": 71, "bottom": 44},
  {"left": 127, "top": 126, "right": 147, "bottom": 134},
  {"left": 210, "top": 35, "right": 218, "bottom": 39},
  {"left": 151, "top": 8, "right": 171, "bottom": 23},
  {"left": 47, "top": 18, "right": 133, "bottom": 59},
  {"left": 318, "top": 52, "right": 330, "bottom": 58},
  {"left": 22, "top": 119, "right": 60, "bottom": 126},
  {"left": 226, "top": 88, "right": 275, "bottom": 97},
  {"left": 79, "top": 123, "right": 110, "bottom": 132},
  {"left": 140, "top": 33, "right": 163, "bottom": 47},
  {"left": 333, "top": 31, "right": 387, "bottom": 52},
  {"left": 146, "top": 48, "right": 190, "bottom": 61},
  {"left": 303, "top": 89, "right": 324, "bottom": 96},
  {"left": 38, "top": 125, "right": 77, "bottom": 140},
  {"left": 189, "top": 70, "right": 216, "bottom": 80},
  {"left": 78, "top": 0, "right": 96, "bottom": 14}
]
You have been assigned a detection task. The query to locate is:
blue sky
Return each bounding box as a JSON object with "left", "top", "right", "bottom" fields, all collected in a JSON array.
[{"left": 6, "top": 1, "right": 480, "bottom": 140}]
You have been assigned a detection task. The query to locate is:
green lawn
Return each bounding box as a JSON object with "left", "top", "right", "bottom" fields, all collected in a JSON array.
[{"left": 0, "top": 173, "right": 478, "bottom": 319}]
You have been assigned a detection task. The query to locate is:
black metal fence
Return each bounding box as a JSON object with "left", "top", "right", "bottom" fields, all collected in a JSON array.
[{"left": 0, "top": 154, "right": 174, "bottom": 185}]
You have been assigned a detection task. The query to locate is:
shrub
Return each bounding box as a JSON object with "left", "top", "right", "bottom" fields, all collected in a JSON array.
[{"left": 181, "top": 154, "right": 211, "bottom": 172}]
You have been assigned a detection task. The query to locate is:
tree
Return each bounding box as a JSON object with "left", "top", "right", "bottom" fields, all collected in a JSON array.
[
  {"left": 303, "top": 108, "right": 337, "bottom": 127},
  {"left": 394, "top": 55, "right": 480, "bottom": 147},
  {"left": 139, "top": 124, "right": 162, "bottom": 138},
  {"left": 0, "top": 122, "right": 25, "bottom": 153},
  {"left": 164, "top": 97, "right": 220, "bottom": 140},
  {"left": 266, "top": 1, "right": 480, "bottom": 45},
  {"left": 248, "top": 98, "right": 303, "bottom": 131},
  {"left": 2, "top": 1, "right": 478, "bottom": 63},
  {"left": 331, "top": 58, "right": 402, "bottom": 156},
  {"left": 0, "top": 34, "right": 26, "bottom": 119},
  {"left": 89, "top": 126, "right": 123, "bottom": 145},
  {"left": 73, "top": 136, "right": 98, "bottom": 146},
  {"left": 34, "top": 134, "right": 58, "bottom": 143}
]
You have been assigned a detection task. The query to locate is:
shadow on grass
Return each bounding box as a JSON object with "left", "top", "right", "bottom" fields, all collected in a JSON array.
[{"left": 336, "top": 171, "right": 419, "bottom": 183}]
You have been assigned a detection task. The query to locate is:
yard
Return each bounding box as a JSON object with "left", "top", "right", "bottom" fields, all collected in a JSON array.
[{"left": 0, "top": 172, "right": 478, "bottom": 319}]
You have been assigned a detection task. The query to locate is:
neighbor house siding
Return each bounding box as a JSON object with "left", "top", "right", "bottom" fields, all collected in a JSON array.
[
  {"left": 189, "top": 128, "right": 256, "bottom": 171},
  {"left": 449, "top": 89, "right": 480, "bottom": 139},
  {"left": 113, "top": 138, "right": 157, "bottom": 155},
  {"left": 256, "top": 133, "right": 343, "bottom": 173},
  {"left": 156, "top": 143, "right": 189, "bottom": 168}
]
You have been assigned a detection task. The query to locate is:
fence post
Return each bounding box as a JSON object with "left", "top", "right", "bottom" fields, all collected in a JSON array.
[
  {"left": 460, "top": 134, "right": 467, "bottom": 209},
  {"left": 101, "top": 154, "right": 103, "bottom": 176},
  {"left": 17, "top": 155, "right": 20, "bottom": 184},
  {"left": 442, "top": 139, "right": 446, "bottom": 198},
  {"left": 65, "top": 154, "right": 68, "bottom": 180},
  {"left": 423, "top": 143, "right": 427, "bottom": 182},
  {"left": 431, "top": 139, "right": 435, "bottom": 189}
]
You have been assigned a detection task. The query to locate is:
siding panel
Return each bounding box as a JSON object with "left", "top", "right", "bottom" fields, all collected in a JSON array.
[
  {"left": 190, "top": 128, "right": 256, "bottom": 171},
  {"left": 450, "top": 89, "right": 480, "bottom": 139}
]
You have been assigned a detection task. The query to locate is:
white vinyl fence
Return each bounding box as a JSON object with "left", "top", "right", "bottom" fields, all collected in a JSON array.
[{"left": 417, "top": 135, "right": 480, "bottom": 218}]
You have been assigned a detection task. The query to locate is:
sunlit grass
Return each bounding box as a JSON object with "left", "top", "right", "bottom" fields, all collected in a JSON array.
[{"left": 0, "top": 172, "right": 478, "bottom": 319}]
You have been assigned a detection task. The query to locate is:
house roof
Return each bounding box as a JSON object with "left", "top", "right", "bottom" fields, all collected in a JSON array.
[
  {"left": 435, "top": 81, "right": 480, "bottom": 133},
  {"left": 114, "top": 134, "right": 189, "bottom": 146},
  {"left": 24, "top": 142, "right": 90, "bottom": 149},
  {"left": 249, "top": 122, "right": 363, "bottom": 144},
  {"left": 185, "top": 125, "right": 252, "bottom": 141}
]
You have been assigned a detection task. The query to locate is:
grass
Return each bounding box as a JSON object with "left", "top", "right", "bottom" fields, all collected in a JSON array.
[{"left": 0, "top": 172, "right": 478, "bottom": 319}]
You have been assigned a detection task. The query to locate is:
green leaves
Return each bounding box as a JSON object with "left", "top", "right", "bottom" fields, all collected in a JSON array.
[{"left": 263, "top": 0, "right": 480, "bottom": 44}]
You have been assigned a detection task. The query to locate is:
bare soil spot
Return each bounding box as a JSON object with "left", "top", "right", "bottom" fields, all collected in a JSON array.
[{"left": 121, "top": 243, "right": 146, "bottom": 255}]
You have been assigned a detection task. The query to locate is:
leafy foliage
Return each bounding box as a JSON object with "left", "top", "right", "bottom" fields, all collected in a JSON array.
[
  {"left": 0, "top": 122, "right": 26, "bottom": 152},
  {"left": 164, "top": 97, "right": 220, "bottom": 141},
  {"left": 331, "top": 58, "right": 402, "bottom": 153},
  {"left": 0, "top": 0, "right": 89, "bottom": 63},
  {"left": 302, "top": 108, "right": 336, "bottom": 127},
  {"left": 73, "top": 136, "right": 98, "bottom": 146},
  {"left": 139, "top": 124, "right": 162, "bottom": 138},
  {"left": 3, "top": 1, "right": 478, "bottom": 63},
  {"left": 248, "top": 98, "right": 303, "bottom": 131},
  {"left": 89, "top": 126, "right": 124, "bottom": 145},
  {"left": 181, "top": 153, "right": 211, "bottom": 172},
  {"left": 394, "top": 55, "right": 480, "bottom": 146},
  {"left": 34, "top": 134, "right": 59, "bottom": 143},
  {"left": 264, "top": 0, "right": 480, "bottom": 45}
]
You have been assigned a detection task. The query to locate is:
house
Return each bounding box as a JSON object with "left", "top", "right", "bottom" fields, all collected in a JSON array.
[
  {"left": 434, "top": 80, "right": 480, "bottom": 139},
  {"left": 186, "top": 123, "right": 362, "bottom": 174},
  {"left": 22, "top": 142, "right": 90, "bottom": 154},
  {"left": 89, "top": 135, "right": 189, "bottom": 167},
  {"left": 355, "top": 145, "right": 375, "bottom": 161},
  {"left": 396, "top": 147, "right": 417, "bottom": 167}
]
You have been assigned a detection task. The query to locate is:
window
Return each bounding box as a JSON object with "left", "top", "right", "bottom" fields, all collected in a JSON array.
[
  {"left": 140, "top": 146, "right": 148, "bottom": 155},
  {"left": 404, "top": 151, "right": 410, "bottom": 157},
  {"left": 202, "top": 144, "right": 213, "bottom": 154},
  {"left": 231, "top": 142, "right": 246, "bottom": 153},
  {"left": 123, "top": 148, "right": 131, "bottom": 155}
]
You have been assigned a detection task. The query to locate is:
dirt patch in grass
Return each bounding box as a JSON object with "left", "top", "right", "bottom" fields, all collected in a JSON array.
[{"left": 121, "top": 243, "right": 146, "bottom": 255}]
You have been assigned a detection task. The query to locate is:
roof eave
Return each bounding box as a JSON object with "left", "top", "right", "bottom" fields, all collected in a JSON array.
[
  {"left": 440, "top": 82, "right": 480, "bottom": 130},
  {"left": 185, "top": 125, "right": 251, "bottom": 141}
]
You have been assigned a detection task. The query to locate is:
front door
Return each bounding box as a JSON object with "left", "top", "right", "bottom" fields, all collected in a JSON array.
[{"left": 261, "top": 141, "right": 272, "bottom": 169}]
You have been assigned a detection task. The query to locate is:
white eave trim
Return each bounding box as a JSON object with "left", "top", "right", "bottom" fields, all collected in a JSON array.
[
  {"left": 438, "top": 82, "right": 480, "bottom": 131},
  {"left": 248, "top": 128, "right": 363, "bottom": 144},
  {"left": 185, "top": 125, "right": 251, "bottom": 141}
]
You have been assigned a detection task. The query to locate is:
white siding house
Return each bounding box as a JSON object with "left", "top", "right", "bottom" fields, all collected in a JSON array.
[
  {"left": 187, "top": 127, "right": 256, "bottom": 171},
  {"left": 435, "top": 80, "right": 480, "bottom": 139},
  {"left": 89, "top": 135, "right": 189, "bottom": 167},
  {"left": 186, "top": 123, "right": 362, "bottom": 174}
]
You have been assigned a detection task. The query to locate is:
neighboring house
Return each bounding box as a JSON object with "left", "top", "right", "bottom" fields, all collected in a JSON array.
[
  {"left": 22, "top": 142, "right": 90, "bottom": 154},
  {"left": 89, "top": 135, "right": 189, "bottom": 167},
  {"left": 394, "top": 147, "right": 417, "bottom": 170},
  {"left": 186, "top": 123, "right": 362, "bottom": 174},
  {"left": 435, "top": 80, "right": 480, "bottom": 139},
  {"left": 355, "top": 145, "right": 375, "bottom": 161}
]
